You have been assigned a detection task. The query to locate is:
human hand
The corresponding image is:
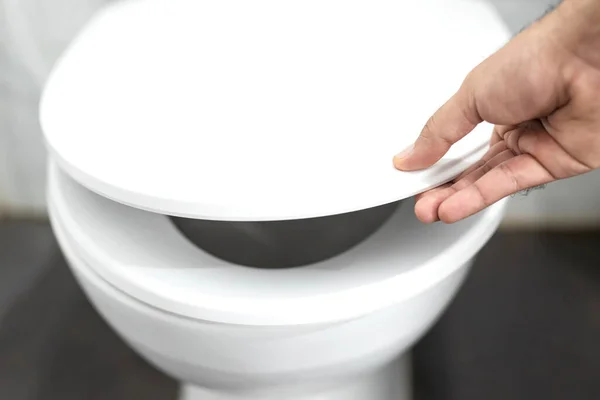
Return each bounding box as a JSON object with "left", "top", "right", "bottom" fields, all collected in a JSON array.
[{"left": 393, "top": 0, "right": 600, "bottom": 224}]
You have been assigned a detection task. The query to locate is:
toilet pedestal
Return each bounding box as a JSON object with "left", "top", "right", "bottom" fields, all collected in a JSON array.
[{"left": 180, "top": 355, "right": 411, "bottom": 400}]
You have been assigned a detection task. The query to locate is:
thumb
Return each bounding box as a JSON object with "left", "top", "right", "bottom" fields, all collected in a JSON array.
[{"left": 393, "top": 81, "right": 482, "bottom": 171}]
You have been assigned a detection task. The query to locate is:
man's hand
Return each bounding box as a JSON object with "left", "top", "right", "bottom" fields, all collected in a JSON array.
[{"left": 393, "top": 0, "right": 600, "bottom": 224}]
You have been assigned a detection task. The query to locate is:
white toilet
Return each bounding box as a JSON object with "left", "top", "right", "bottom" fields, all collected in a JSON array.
[
  {"left": 40, "top": 0, "right": 511, "bottom": 398},
  {"left": 48, "top": 162, "right": 506, "bottom": 399}
]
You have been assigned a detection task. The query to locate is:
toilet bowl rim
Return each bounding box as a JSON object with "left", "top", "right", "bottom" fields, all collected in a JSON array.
[
  {"left": 49, "top": 181, "right": 507, "bottom": 325},
  {"left": 52, "top": 203, "right": 487, "bottom": 328}
]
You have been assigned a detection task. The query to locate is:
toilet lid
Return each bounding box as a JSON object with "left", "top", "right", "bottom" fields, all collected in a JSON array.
[
  {"left": 49, "top": 162, "right": 505, "bottom": 325},
  {"left": 40, "top": 0, "right": 510, "bottom": 221}
]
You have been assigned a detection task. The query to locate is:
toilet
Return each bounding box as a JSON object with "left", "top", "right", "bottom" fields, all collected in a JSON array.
[
  {"left": 48, "top": 162, "right": 506, "bottom": 400},
  {"left": 39, "top": 0, "right": 511, "bottom": 399}
]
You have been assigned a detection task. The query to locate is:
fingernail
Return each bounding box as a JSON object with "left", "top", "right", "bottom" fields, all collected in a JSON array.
[
  {"left": 393, "top": 145, "right": 414, "bottom": 168},
  {"left": 394, "top": 144, "right": 414, "bottom": 160}
]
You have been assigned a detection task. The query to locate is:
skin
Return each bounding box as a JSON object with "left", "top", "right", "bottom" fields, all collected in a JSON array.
[{"left": 393, "top": 0, "right": 600, "bottom": 224}]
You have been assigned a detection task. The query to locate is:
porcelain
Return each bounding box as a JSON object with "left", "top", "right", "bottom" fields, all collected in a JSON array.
[
  {"left": 40, "top": 0, "right": 511, "bottom": 221},
  {"left": 41, "top": 0, "right": 511, "bottom": 397},
  {"left": 48, "top": 162, "right": 506, "bottom": 399},
  {"left": 48, "top": 163, "right": 506, "bottom": 326}
]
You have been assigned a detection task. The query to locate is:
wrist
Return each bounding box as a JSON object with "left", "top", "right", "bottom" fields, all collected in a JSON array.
[{"left": 549, "top": 0, "right": 600, "bottom": 68}]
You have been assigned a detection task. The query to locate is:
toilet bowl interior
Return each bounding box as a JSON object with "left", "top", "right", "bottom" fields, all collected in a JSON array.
[
  {"left": 48, "top": 162, "right": 504, "bottom": 325},
  {"left": 170, "top": 201, "right": 400, "bottom": 269}
]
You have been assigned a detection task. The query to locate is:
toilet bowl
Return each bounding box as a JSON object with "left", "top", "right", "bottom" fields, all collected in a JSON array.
[
  {"left": 48, "top": 162, "right": 506, "bottom": 399},
  {"left": 39, "top": 1, "right": 512, "bottom": 398}
]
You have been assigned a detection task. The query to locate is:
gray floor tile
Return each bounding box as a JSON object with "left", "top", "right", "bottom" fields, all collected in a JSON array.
[{"left": 1, "top": 220, "right": 599, "bottom": 400}]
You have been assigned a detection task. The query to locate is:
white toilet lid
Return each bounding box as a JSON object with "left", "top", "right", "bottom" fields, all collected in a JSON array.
[
  {"left": 40, "top": 0, "right": 510, "bottom": 221},
  {"left": 49, "top": 163, "right": 505, "bottom": 325}
]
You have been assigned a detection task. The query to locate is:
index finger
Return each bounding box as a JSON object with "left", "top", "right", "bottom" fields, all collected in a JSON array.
[{"left": 393, "top": 80, "right": 482, "bottom": 171}]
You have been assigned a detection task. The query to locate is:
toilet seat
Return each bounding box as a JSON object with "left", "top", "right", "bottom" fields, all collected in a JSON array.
[
  {"left": 40, "top": 0, "right": 511, "bottom": 221},
  {"left": 48, "top": 162, "right": 505, "bottom": 326}
]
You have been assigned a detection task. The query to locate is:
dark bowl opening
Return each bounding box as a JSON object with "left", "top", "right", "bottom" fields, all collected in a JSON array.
[{"left": 170, "top": 201, "right": 402, "bottom": 269}]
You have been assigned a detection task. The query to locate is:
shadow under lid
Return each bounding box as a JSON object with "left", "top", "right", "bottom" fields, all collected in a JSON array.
[{"left": 170, "top": 201, "right": 402, "bottom": 269}]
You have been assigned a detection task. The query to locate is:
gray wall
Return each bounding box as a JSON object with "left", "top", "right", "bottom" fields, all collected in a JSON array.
[
  {"left": 1, "top": 0, "right": 108, "bottom": 217},
  {"left": 2, "top": 0, "right": 598, "bottom": 227}
]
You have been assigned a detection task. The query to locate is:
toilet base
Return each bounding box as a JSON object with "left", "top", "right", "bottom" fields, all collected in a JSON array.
[{"left": 179, "top": 355, "right": 411, "bottom": 400}]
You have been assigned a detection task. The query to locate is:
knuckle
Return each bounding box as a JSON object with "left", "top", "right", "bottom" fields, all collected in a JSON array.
[
  {"left": 480, "top": 161, "right": 493, "bottom": 175},
  {"left": 420, "top": 116, "right": 437, "bottom": 141},
  {"left": 497, "top": 162, "right": 520, "bottom": 193},
  {"left": 471, "top": 182, "right": 491, "bottom": 208},
  {"left": 503, "top": 129, "right": 522, "bottom": 155},
  {"left": 420, "top": 114, "right": 452, "bottom": 147}
]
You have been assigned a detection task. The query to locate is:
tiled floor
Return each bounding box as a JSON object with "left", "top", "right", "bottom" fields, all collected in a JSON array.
[{"left": 1, "top": 220, "right": 600, "bottom": 400}]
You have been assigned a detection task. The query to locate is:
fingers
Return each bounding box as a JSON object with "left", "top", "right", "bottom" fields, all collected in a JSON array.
[
  {"left": 394, "top": 80, "right": 482, "bottom": 171},
  {"left": 453, "top": 149, "right": 516, "bottom": 191},
  {"left": 413, "top": 121, "right": 586, "bottom": 224},
  {"left": 413, "top": 184, "right": 452, "bottom": 223},
  {"left": 413, "top": 140, "right": 506, "bottom": 206},
  {"left": 414, "top": 144, "right": 514, "bottom": 223},
  {"left": 512, "top": 120, "right": 590, "bottom": 178},
  {"left": 453, "top": 140, "right": 509, "bottom": 181},
  {"left": 491, "top": 125, "right": 512, "bottom": 146},
  {"left": 437, "top": 154, "right": 554, "bottom": 223}
]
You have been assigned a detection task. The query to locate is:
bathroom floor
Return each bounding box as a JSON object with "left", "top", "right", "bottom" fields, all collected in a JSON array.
[{"left": 0, "top": 219, "right": 599, "bottom": 400}]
